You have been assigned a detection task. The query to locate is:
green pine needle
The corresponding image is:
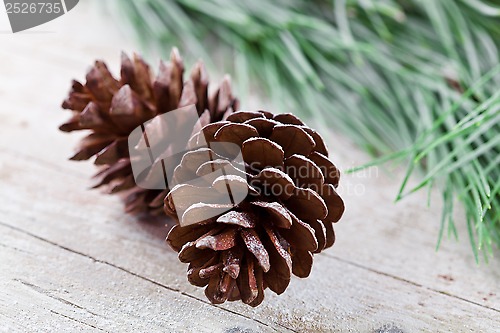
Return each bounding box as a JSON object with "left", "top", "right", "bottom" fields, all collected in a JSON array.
[{"left": 106, "top": 0, "right": 500, "bottom": 261}]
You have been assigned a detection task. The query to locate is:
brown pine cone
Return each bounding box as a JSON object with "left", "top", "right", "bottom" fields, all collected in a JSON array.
[
  {"left": 165, "top": 111, "right": 344, "bottom": 306},
  {"left": 59, "top": 48, "right": 239, "bottom": 215}
]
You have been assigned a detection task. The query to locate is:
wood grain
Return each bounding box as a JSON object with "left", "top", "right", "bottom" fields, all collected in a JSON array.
[{"left": 0, "top": 1, "right": 498, "bottom": 332}]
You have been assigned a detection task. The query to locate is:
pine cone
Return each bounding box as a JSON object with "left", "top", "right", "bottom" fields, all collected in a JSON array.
[
  {"left": 60, "top": 48, "right": 239, "bottom": 215},
  {"left": 166, "top": 111, "right": 344, "bottom": 306}
]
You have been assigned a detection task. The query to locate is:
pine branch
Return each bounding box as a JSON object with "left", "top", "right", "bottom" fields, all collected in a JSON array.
[{"left": 106, "top": 0, "right": 500, "bottom": 260}]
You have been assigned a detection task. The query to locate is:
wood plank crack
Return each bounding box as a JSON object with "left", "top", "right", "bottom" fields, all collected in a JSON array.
[
  {"left": 49, "top": 309, "right": 110, "bottom": 333},
  {"left": 0, "top": 242, "right": 33, "bottom": 255},
  {"left": 15, "top": 279, "right": 103, "bottom": 318}
]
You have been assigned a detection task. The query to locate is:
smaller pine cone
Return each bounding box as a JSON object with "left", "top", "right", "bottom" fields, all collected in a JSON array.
[
  {"left": 59, "top": 48, "right": 239, "bottom": 215},
  {"left": 166, "top": 111, "right": 344, "bottom": 306}
]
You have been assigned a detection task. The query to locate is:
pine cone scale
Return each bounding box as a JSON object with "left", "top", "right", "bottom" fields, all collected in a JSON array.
[
  {"left": 241, "top": 229, "right": 271, "bottom": 272},
  {"left": 241, "top": 138, "right": 285, "bottom": 170},
  {"left": 269, "top": 125, "right": 315, "bottom": 157},
  {"left": 280, "top": 214, "right": 318, "bottom": 252}
]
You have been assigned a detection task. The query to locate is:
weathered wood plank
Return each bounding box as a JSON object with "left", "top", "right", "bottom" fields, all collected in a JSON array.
[
  {"left": 0, "top": 150, "right": 498, "bottom": 332},
  {"left": 0, "top": 1, "right": 498, "bottom": 332}
]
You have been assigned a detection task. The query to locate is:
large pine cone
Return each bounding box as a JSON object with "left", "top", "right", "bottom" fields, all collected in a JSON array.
[
  {"left": 60, "top": 48, "right": 239, "bottom": 215},
  {"left": 166, "top": 111, "right": 344, "bottom": 306}
]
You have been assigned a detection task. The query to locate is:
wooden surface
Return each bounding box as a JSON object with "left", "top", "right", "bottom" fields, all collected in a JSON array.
[{"left": 0, "top": 1, "right": 498, "bottom": 332}]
